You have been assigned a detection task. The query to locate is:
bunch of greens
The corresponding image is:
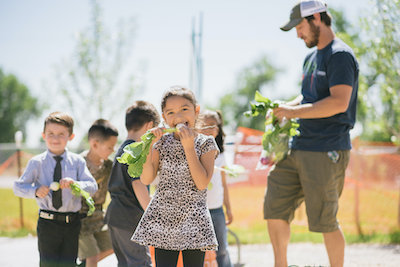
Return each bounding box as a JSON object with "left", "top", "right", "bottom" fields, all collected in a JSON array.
[
  {"left": 214, "top": 164, "right": 246, "bottom": 178},
  {"left": 50, "top": 181, "right": 95, "bottom": 216},
  {"left": 70, "top": 183, "right": 95, "bottom": 216},
  {"left": 244, "top": 91, "right": 299, "bottom": 166},
  {"left": 117, "top": 128, "right": 177, "bottom": 177}
]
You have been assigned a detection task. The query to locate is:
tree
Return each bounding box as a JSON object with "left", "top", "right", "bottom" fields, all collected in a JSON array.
[
  {"left": 359, "top": 0, "right": 400, "bottom": 143},
  {"left": 218, "top": 56, "right": 279, "bottom": 131},
  {"left": 52, "top": 0, "right": 138, "bottom": 134},
  {"left": 332, "top": 2, "right": 400, "bottom": 143},
  {"left": 0, "top": 68, "right": 41, "bottom": 142},
  {"left": 329, "top": 8, "right": 370, "bottom": 135}
]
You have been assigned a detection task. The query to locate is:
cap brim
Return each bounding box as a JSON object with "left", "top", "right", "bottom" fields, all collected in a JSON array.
[{"left": 280, "top": 18, "right": 303, "bottom": 31}]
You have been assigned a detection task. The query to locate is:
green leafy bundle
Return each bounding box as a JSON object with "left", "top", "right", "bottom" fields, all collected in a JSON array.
[
  {"left": 50, "top": 181, "right": 95, "bottom": 216},
  {"left": 117, "top": 128, "right": 177, "bottom": 178},
  {"left": 215, "top": 164, "right": 246, "bottom": 178},
  {"left": 70, "top": 183, "right": 95, "bottom": 216},
  {"left": 244, "top": 91, "right": 300, "bottom": 165}
]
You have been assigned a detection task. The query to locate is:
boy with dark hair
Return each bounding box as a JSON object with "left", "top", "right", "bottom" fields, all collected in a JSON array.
[
  {"left": 105, "top": 101, "right": 160, "bottom": 267},
  {"left": 13, "top": 111, "right": 98, "bottom": 267},
  {"left": 78, "top": 119, "right": 119, "bottom": 267}
]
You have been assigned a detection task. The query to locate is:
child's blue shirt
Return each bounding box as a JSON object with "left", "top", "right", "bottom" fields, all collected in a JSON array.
[{"left": 13, "top": 149, "right": 97, "bottom": 213}]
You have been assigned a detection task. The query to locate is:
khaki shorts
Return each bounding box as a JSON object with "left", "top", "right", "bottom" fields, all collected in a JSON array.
[
  {"left": 264, "top": 150, "right": 350, "bottom": 232},
  {"left": 78, "top": 227, "right": 113, "bottom": 260}
]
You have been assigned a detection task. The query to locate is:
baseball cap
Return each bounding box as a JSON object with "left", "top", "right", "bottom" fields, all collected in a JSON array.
[{"left": 280, "top": 0, "right": 327, "bottom": 31}]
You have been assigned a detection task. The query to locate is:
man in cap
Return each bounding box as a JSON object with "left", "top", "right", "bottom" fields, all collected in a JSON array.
[{"left": 263, "top": 1, "right": 359, "bottom": 266}]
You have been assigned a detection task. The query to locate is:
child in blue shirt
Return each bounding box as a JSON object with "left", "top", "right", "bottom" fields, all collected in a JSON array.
[{"left": 13, "top": 111, "right": 98, "bottom": 267}]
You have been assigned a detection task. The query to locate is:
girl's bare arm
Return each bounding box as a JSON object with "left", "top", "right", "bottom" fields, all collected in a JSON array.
[
  {"left": 221, "top": 170, "right": 233, "bottom": 225},
  {"left": 185, "top": 148, "right": 216, "bottom": 190},
  {"left": 140, "top": 147, "right": 159, "bottom": 185},
  {"left": 140, "top": 127, "right": 163, "bottom": 185}
]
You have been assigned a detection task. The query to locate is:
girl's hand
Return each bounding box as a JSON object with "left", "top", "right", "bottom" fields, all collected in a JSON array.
[
  {"left": 35, "top": 185, "right": 50, "bottom": 198},
  {"left": 59, "top": 177, "right": 75, "bottom": 189},
  {"left": 225, "top": 209, "right": 233, "bottom": 225},
  {"left": 177, "top": 124, "right": 195, "bottom": 150},
  {"left": 149, "top": 127, "right": 164, "bottom": 145}
]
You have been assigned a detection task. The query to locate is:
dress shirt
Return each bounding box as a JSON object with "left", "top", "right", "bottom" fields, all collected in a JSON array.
[{"left": 13, "top": 149, "right": 98, "bottom": 213}]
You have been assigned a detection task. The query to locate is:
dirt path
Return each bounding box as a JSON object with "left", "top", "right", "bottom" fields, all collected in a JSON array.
[{"left": 1, "top": 236, "right": 399, "bottom": 266}]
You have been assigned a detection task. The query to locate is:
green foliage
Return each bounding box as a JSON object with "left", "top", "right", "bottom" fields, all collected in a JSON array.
[
  {"left": 331, "top": 3, "right": 400, "bottom": 143},
  {"left": 218, "top": 56, "right": 279, "bottom": 130},
  {"left": 70, "top": 183, "right": 95, "bottom": 216},
  {"left": 117, "top": 128, "right": 176, "bottom": 177},
  {"left": 117, "top": 131, "right": 154, "bottom": 178},
  {"left": 330, "top": 8, "right": 371, "bottom": 138},
  {"left": 0, "top": 69, "right": 41, "bottom": 142},
  {"left": 358, "top": 0, "right": 400, "bottom": 143},
  {"left": 245, "top": 91, "right": 299, "bottom": 163}
]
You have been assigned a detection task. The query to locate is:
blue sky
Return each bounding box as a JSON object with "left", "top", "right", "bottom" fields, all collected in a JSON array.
[{"left": 0, "top": 0, "right": 371, "bottom": 145}]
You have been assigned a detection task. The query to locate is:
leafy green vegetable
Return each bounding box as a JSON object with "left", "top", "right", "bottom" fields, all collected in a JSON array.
[
  {"left": 117, "top": 128, "right": 177, "bottom": 177},
  {"left": 243, "top": 91, "right": 280, "bottom": 118},
  {"left": 51, "top": 182, "right": 95, "bottom": 216},
  {"left": 215, "top": 164, "right": 246, "bottom": 178},
  {"left": 245, "top": 91, "right": 299, "bottom": 165},
  {"left": 70, "top": 183, "right": 95, "bottom": 216}
]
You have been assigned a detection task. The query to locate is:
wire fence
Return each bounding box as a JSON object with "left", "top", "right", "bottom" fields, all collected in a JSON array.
[
  {"left": 231, "top": 127, "right": 400, "bottom": 235},
  {"left": 1, "top": 130, "right": 400, "bottom": 236}
]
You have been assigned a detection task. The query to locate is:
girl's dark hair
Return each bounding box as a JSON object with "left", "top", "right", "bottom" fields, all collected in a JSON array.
[
  {"left": 161, "top": 85, "right": 197, "bottom": 111},
  {"left": 197, "top": 109, "right": 225, "bottom": 153},
  {"left": 305, "top": 12, "right": 331, "bottom": 27}
]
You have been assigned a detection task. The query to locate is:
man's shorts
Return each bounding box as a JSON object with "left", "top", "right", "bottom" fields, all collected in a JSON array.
[
  {"left": 264, "top": 150, "right": 350, "bottom": 233},
  {"left": 78, "top": 227, "right": 113, "bottom": 260}
]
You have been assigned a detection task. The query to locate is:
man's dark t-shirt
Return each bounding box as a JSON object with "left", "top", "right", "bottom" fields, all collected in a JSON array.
[
  {"left": 104, "top": 140, "right": 144, "bottom": 230},
  {"left": 291, "top": 38, "right": 359, "bottom": 151}
]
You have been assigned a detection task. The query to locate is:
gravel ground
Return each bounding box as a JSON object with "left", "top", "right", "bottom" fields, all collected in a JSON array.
[{"left": 1, "top": 236, "right": 399, "bottom": 267}]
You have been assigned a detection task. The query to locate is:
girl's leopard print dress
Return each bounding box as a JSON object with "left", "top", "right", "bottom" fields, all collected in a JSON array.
[{"left": 131, "top": 133, "right": 218, "bottom": 251}]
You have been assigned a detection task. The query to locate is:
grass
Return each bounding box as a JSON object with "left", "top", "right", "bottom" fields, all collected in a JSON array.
[
  {"left": 1, "top": 185, "right": 399, "bottom": 244},
  {"left": 0, "top": 188, "right": 38, "bottom": 237},
  {"left": 226, "top": 185, "right": 400, "bottom": 245}
]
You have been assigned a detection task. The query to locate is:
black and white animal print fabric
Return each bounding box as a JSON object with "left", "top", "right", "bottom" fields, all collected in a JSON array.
[{"left": 131, "top": 133, "right": 219, "bottom": 251}]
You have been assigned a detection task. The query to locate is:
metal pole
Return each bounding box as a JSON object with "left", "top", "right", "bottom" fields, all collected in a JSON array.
[
  {"left": 228, "top": 228, "right": 245, "bottom": 267},
  {"left": 353, "top": 138, "right": 362, "bottom": 236},
  {"left": 15, "top": 131, "right": 24, "bottom": 228},
  {"left": 197, "top": 12, "right": 203, "bottom": 105},
  {"left": 17, "top": 149, "right": 24, "bottom": 228}
]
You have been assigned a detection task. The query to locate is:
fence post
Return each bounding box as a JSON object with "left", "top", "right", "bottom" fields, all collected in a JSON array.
[
  {"left": 352, "top": 138, "right": 363, "bottom": 236},
  {"left": 15, "top": 131, "right": 24, "bottom": 228},
  {"left": 398, "top": 181, "right": 400, "bottom": 228}
]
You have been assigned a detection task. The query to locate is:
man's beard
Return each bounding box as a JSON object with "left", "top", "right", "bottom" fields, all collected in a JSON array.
[{"left": 306, "top": 21, "right": 320, "bottom": 48}]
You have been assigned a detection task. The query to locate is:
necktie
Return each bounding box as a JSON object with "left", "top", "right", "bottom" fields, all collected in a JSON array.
[{"left": 52, "top": 156, "right": 63, "bottom": 209}]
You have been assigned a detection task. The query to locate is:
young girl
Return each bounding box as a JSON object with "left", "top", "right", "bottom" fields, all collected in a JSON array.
[
  {"left": 132, "top": 86, "right": 218, "bottom": 267},
  {"left": 197, "top": 110, "right": 233, "bottom": 267}
]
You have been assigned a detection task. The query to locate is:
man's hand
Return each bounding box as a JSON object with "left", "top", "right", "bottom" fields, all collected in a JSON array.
[{"left": 273, "top": 104, "right": 297, "bottom": 121}]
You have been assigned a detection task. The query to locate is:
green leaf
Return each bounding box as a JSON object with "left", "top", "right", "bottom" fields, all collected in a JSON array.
[
  {"left": 245, "top": 91, "right": 300, "bottom": 164},
  {"left": 117, "top": 128, "right": 179, "bottom": 177},
  {"left": 254, "top": 91, "right": 272, "bottom": 105},
  {"left": 70, "top": 183, "right": 95, "bottom": 216}
]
